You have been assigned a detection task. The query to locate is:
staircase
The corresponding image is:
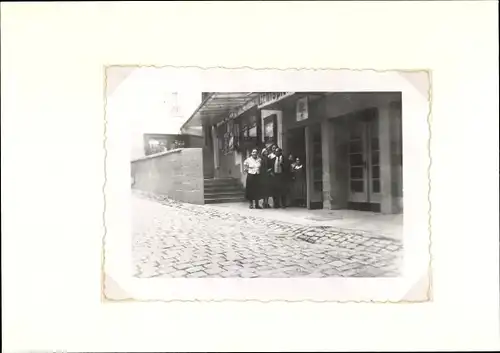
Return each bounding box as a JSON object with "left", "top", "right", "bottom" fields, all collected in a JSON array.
[{"left": 204, "top": 178, "right": 246, "bottom": 204}]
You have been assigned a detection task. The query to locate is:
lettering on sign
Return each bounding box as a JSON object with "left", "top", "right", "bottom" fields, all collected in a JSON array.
[
  {"left": 258, "top": 92, "right": 295, "bottom": 108},
  {"left": 229, "top": 97, "right": 258, "bottom": 120}
]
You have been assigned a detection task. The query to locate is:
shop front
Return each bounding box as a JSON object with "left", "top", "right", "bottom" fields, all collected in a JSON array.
[
  {"left": 181, "top": 91, "right": 403, "bottom": 214},
  {"left": 258, "top": 93, "right": 326, "bottom": 209},
  {"left": 180, "top": 92, "right": 262, "bottom": 183},
  {"left": 265, "top": 92, "right": 403, "bottom": 214},
  {"left": 215, "top": 105, "right": 263, "bottom": 182}
]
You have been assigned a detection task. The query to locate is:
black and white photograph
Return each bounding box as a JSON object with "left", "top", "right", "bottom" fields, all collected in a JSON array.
[
  {"left": 97, "top": 66, "right": 430, "bottom": 300},
  {"left": 103, "top": 66, "right": 431, "bottom": 303},
  {"left": 130, "top": 89, "right": 404, "bottom": 279}
]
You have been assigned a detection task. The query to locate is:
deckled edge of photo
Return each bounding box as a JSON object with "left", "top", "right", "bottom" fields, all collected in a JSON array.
[
  {"left": 101, "top": 65, "right": 433, "bottom": 303},
  {"left": 397, "top": 70, "right": 433, "bottom": 303},
  {"left": 102, "top": 66, "right": 134, "bottom": 303}
]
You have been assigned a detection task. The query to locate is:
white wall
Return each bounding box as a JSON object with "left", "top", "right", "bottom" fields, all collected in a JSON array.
[{"left": 106, "top": 68, "right": 202, "bottom": 161}]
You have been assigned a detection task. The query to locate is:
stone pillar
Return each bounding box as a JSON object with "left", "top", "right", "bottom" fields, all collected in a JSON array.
[
  {"left": 280, "top": 111, "right": 288, "bottom": 153},
  {"left": 305, "top": 126, "right": 313, "bottom": 209},
  {"left": 260, "top": 110, "right": 266, "bottom": 144},
  {"left": 321, "top": 119, "right": 334, "bottom": 209},
  {"left": 331, "top": 120, "right": 350, "bottom": 209},
  {"left": 390, "top": 101, "right": 403, "bottom": 214},
  {"left": 276, "top": 111, "right": 283, "bottom": 149},
  {"left": 378, "top": 105, "right": 394, "bottom": 214},
  {"left": 211, "top": 125, "right": 219, "bottom": 178}
]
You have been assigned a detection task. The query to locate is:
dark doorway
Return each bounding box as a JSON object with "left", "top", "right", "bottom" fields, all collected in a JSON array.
[
  {"left": 286, "top": 127, "right": 307, "bottom": 208},
  {"left": 286, "top": 127, "right": 306, "bottom": 163}
]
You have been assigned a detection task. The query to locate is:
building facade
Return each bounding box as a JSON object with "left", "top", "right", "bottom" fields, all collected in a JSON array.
[{"left": 182, "top": 92, "right": 403, "bottom": 214}]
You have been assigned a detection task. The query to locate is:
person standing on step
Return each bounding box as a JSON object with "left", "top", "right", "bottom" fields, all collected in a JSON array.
[
  {"left": 284, "top": 153, "right": 295, "bottom": 207},
  {"left": 243, "top": 148, "right": 262, "bottom": 209},
  {"left": 270, "top": 147, "right": 288, "bottom": 208},
  {"left": 291, "top": 156, "right": 306, "bottom": 207},
  {"left": 259, "top": 147, "right": 272, "bottom": 208},
  {"left": 268, "top": 143, "right": 278, "bottom": 160}
]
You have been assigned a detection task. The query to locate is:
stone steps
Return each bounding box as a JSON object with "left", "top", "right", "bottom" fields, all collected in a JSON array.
[
  {"left": 204, "top": 190, "right": 245, "bottom": 198},
  {"left": 204, "top": 178, "right": 240, "bottom": 185},
  {"left": 204, "top": 184, "right": 243, "bottom": 192},
  {"left": 204, "top": 196, "right": 247, "bottom": 204},
  {"left": 203, "top": 178, "right": 245, "bottom": 204}
]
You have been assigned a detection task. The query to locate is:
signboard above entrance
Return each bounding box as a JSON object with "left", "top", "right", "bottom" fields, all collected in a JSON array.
[
  {"left": 257, "top": 92, "right": 295, "bottom": 109},
  {"left": 229, "top": 97, "right": 259, "bottom": 120}
]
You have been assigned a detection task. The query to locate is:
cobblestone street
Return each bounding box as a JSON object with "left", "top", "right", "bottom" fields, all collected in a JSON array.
[{"left": 133, "top": 191, "right": 403, "bottom": 278}]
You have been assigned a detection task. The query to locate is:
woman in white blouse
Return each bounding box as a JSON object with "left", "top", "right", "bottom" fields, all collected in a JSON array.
[{"left": 243, "top": 148, "right": 262, "bottom": 209}]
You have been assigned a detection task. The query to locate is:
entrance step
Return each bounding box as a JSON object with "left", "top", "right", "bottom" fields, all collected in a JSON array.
[
  {"left": 204, "top": 196, "right": 247, "bottom": 204},
  {"left": 203, "top": 178, "right": 245, "bottom": 204},
  {"left": 204, "top": 178, "right": 240, "bottom": 185},
  {"left": 204, "top": 184, "right": 243, "bottom": 192},
  {"left": 204, "top": 191, "right": 245, "bottom": 198}
]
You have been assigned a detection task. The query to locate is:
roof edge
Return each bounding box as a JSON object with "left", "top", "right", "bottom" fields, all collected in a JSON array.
[{"left": 180, "top": 93, "right": 215, "bottom": 131}]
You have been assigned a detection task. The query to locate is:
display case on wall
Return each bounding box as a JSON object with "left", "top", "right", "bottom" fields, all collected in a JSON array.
[
  {"left": 217, "top": 124, "right": 226, "bottom": 155},
  {"left": 239, "top": 107, "right": 261, "bottom": 154},
  {"left": 263, "top": 114, "right": 278, "bottom": 146},
  {"left": 220, "top": 120, "right": 240, "bottom": 156}
]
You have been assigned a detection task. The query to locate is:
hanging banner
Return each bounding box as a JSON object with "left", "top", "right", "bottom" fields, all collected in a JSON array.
[{"left": 296, "top": 96, "right": 309, "bottom": 121}]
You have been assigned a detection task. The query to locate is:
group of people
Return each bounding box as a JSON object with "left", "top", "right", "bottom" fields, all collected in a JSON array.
[{"left": 243, "top": 144, "right": 306, "bottom": 209}]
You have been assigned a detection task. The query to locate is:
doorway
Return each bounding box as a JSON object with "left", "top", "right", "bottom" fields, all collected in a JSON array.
[
  {"left": 286, "top": 126, "right": 306, "bottom": 163},
  {"left": 286, "top": 127, "right": 307, "bottom": 207},
  {"left": 348, "top": 108, "right": 381, "bottom": 209}
]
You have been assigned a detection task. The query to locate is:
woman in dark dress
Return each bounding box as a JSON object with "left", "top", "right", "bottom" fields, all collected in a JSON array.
[
  {"left": 269, "top": 147, "right": 288, "bottom": 208},
  {"left": 285, "top": 153, "right": 295, "bottom": 206},
  {"left": 259, "top": 148, "right": 272, "bottom": 208},
  {"left": 291, "top": 157, "right": 306, "bottom": 207},
  {"left": 243, "top": 148, "right": 262, "bottom": 209}
]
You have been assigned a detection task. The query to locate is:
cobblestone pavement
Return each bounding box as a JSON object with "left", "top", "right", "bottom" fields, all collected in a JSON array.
[{"left": 132, "top": 191, "right": 403, "bottom": 278}]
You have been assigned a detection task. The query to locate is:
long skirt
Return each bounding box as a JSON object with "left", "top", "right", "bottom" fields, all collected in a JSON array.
[
  {"left": 259, "top": 173, "right": 271, "bottom": 199},
  {"left": 245, "top": 173, "right": 260, "bottom": 201},
  {"left": 292, "top": 178, "right": 306, "bottom": 201},
  {"left": 270, "top": 173, "right": 286, "bottom": 197}
]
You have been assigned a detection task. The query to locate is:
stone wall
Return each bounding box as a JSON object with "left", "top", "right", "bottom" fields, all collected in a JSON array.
[{"left": 131, "top": 148, "right": 204, "bottom": 204}]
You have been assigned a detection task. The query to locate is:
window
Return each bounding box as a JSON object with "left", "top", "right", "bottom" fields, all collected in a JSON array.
[
  {"left": 170, "top": 92, "right": 179, "bottom": 115},
  {"left": 218, "top": 122, "right": 238, "bottom": 156},
  {"left": 236, "top": 109, "right": 261, "bottom": 154},
  {"left": 232, "top": 123, "right": 240, "bottom": 152},
  {"left": 265, "top": 122, "right": 274, "bottom": 139},
  {"left": 144, "top": 135, "right": 170, "bottom": 155},
  {"left": 263, "top": 114, "right": 277, "bottom": 145},
  {"left": 217, "top": 124, "right": 225, "bottom": 154},
  {"left": 248, "top": 125, "right": 257, "bottom": 138},
  {"left": 241, "top": 123, "right": 257, "bottom": 141},
  {"left": 173, "top": 139, "right": 185, "bottom": 149}
]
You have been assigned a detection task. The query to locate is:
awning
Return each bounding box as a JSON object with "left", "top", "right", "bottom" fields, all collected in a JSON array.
[{"left": 181, "top": 92, "right": 261, "bottom": 133}]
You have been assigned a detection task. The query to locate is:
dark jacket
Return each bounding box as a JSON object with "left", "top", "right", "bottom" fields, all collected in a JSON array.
[
  {"left": 269, "top": 155, "right": 291, "bottom": 177},
  {"left": 260, "top": 156, "right": 273, "bottom": 176}
]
